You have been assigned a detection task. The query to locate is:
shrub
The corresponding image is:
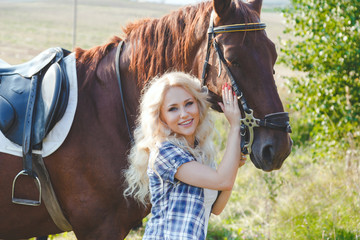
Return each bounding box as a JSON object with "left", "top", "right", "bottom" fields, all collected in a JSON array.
[{"left": 280, "top": 0, "right": 360, "bottom": 156}]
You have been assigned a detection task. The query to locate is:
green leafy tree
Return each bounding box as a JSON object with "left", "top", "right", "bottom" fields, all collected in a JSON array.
[{"left": 280, "top": 0, "right": 360, "bottom": 155}]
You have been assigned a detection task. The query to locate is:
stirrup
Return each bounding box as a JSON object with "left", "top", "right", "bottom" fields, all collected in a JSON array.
[{"left": 12, "top": 170, "right": 41, "bottom": 206}]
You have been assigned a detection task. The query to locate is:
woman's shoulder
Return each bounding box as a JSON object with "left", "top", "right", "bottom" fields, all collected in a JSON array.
[
  {"left": 149, "top": 141, "right": 195, "bottom": 178},
  {"left": 156, "top": 141, "right": 195, "bottom": 166},
  {"left": 157, "top": 141, "right": 193, "bottom": 161}
]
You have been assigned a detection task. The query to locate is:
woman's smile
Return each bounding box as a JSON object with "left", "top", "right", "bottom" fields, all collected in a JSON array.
[{"left": 179, "top": 119, "right": 193, "bottom": 126}]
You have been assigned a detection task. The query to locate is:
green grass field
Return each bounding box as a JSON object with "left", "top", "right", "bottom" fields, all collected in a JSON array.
[{"left": 1, "top": 0, "right": 359, "bottom": 239}]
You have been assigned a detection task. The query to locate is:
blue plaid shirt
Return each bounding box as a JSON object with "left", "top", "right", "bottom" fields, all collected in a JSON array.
[{"left": 143, "top": 141, "right": 206, "bottom": 240}]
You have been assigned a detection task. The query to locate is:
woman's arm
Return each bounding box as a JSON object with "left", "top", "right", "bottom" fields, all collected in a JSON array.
[
  {"left": 211, "top": 190, "right": 232, "bottom": 215},
  {"left": 211, "top": 154, "right": 246, "bottom": 215},
  {"left": 174, "top": 84, "right": 245, "bottom": 191},
  {"left": 174, "top": 125, "right": 241, "bottom": 190}
]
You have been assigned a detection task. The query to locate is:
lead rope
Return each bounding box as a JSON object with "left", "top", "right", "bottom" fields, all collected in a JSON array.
[{"left": 115, "top": 41, "right": 135, "bottom": 144}]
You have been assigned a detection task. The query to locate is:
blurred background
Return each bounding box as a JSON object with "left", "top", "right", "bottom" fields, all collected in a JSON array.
[{"left": 0, "top": 0, "right": 359, "bottom": 239}]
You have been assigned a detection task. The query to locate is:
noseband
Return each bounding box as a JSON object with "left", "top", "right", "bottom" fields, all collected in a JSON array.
[{"left": 201, "top": 11, "right": 292, "bottom": 155}]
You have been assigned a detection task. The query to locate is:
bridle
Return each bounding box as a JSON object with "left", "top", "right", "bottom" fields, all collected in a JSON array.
[{"left": 201, "top": 11, "right": 292, "bottom": 155}]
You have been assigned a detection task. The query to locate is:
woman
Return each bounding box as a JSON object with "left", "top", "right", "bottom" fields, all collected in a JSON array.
[{"left": 124, "top": 72, "right": 246, "bottom": 239}]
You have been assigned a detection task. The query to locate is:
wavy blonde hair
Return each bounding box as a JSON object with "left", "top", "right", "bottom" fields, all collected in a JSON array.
[{"left": 123, "top": 72, "right": 216, "bottom": 205}]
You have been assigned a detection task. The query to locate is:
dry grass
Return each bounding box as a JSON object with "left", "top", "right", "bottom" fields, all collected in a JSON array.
[{"left": 0, "top": 0, "right": 177, "bottom": 64}]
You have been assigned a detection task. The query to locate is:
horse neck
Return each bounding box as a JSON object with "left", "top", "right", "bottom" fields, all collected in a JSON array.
[{"left": 124, "top": 3, "right": 212, "bottom": 86}]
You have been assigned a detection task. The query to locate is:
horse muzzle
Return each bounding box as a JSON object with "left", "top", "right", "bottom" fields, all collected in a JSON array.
[
  {"left": 250, "top": 128, "right": 293, "bottom": 171},
  {"left": 241, "top": 112, "right": 292, "bottom": 171}
]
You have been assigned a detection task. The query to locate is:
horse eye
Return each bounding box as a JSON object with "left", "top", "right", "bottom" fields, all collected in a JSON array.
[
  {"left": 230, "top": 61, "right": 241, "bottom": 68},
  {"left": 273, "top": 69, "right": 276, "bottom": 75}
]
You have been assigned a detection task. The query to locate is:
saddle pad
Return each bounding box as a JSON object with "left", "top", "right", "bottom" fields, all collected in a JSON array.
[{"left": 0, "top": 53, "right": 78, "bottom": 157}]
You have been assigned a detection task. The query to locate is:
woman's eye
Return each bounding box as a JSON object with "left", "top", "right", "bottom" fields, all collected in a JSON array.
[
  {"left": 168, "top": 107, "right": 177, "bottom": 112},
  {"left": 185, "top": 101, "right": 194, "bottom": 107}
]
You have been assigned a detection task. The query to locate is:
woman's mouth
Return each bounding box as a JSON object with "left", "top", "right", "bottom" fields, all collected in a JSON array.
[{"left": 179, "top": 119, "right": 193, "bottom": 126}]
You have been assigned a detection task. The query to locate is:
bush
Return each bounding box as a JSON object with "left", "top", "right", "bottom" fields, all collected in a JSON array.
[{"left": 280, "top": 0, "right": 360, "bottom": 156}]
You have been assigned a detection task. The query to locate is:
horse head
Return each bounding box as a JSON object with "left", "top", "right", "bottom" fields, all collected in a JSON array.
[{"left": 202, "top": 0, "right": 292, "bottom": 171}]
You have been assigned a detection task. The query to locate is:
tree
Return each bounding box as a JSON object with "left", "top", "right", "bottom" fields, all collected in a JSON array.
[{"left": 280, "top": 0, "right": 360, "bottom": 156}]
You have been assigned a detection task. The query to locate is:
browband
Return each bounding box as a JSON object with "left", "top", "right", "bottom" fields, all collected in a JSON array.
[{"left": 212, "top": 22, "right": 266, "bottom": 34}]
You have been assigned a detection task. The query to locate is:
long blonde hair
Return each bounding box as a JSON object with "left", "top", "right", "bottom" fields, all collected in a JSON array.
[{"left": 123, "top": 72, "right": 216, "bottom": 205}]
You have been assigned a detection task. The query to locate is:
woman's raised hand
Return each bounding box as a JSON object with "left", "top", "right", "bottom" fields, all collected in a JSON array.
[{"left": 218, "top": 82, "right": 241, "bottom": 128}]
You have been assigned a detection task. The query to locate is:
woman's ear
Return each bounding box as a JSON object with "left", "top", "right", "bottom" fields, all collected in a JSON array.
[
  {"left": 159, "top": 117, "right": 166, "bottom": 127},
  {"left": 158, "top": 118, "right": 171, "bottom": 136}
]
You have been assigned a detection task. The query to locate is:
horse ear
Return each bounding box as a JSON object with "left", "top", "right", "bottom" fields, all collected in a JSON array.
[
  {"left": 212, "top": 0, "right": 231, "bottom": 18},
  {"left": 247, "top": 0, "right": 263, "bottom": 15}
]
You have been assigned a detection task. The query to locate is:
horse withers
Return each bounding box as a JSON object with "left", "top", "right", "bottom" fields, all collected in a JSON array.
[{"left": 0, "top": 0, "right": 292, "bottom": 239}]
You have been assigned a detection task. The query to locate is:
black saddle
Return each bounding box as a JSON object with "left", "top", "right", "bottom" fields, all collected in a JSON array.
[
  {"left": 0, "top": 47, "right": 70, "bottom": 146},
  {"left": 0, "top": 47, "right": 70, "bottom": 206}
]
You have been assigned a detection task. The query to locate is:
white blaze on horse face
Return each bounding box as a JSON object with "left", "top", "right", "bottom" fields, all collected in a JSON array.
[{"left": 160, "top": 86, "right": 200, "bottom": 146}]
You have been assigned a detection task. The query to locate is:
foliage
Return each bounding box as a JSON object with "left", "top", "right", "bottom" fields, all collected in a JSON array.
[
  {"left": 205, "top": 146, "right": 360, "bottom": 240},
  {"left": 280, "top": 0, "right": 360, "bottom": 155}
]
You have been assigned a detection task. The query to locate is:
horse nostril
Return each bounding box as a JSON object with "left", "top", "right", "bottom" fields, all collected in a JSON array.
[{"left": 262, "top": 144, "right": 274, "bottom": 161}]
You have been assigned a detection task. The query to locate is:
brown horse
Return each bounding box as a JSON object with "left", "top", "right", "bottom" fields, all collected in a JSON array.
[{"left": 0, "top": 0, "right": 292, "bottom": 239}]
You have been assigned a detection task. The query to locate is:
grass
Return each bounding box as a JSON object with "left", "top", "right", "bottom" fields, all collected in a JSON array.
[
  {"left": 1, "top": 1, "right": 359, "bottom": 239},
  {"left": 0, "top": 0, "right": 177, "bottom": 64},
  {"left": 207, "top": 132, "right": 360, "bottom": 240}
]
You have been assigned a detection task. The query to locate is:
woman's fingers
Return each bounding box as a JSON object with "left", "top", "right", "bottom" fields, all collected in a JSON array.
[
  {"left": 221, "top": 83, "right": 227, "bottom": 105},
  {"left": 238, "top": 153, "right": 247, "bottom": 167},
  {"left": 222, "top": 83, "right": 235, "bottom": 108},
  {"left": 220, "top": 83, "right": 242, "bottom": 127}
]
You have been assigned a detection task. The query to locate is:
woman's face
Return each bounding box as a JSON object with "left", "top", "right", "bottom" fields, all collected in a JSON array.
[{"left": 160, "top": 86, "right": 200, "bottom": 146}]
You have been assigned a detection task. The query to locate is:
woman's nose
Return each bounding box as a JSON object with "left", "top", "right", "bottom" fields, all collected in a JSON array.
[{"left": 180, "top": 108, "right": 189, "bottom": 118}]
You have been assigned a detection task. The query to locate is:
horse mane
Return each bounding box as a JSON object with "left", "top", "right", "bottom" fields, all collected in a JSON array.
[
  {"left": 75, "top": 0, "right": 259, "bottom": 87},
  {"left": 75, "top": 36, "right": 122, "bottom": 88},
  {"left": 123, "top": 0, "right": 260, "bottom": 85},
  {"left": 122, "top": 2, "right": 212, "bottom": 85}
]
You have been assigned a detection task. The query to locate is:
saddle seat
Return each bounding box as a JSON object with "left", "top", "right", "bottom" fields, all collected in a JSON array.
[{"left": 0, "top": 47, "right": 70, "bottom": 147}]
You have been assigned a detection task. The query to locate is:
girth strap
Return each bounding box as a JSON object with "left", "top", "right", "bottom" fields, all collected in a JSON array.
[{"left": 33, "top": 154, "right": 73, "bottom": 231}]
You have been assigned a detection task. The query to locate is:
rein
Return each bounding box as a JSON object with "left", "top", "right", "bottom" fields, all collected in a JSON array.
[
  {"left": 115, "top": 41, "right": 135, "bottom": 144},
  {"left": 201, "top": 11, "right": 291, "bottom": 155}
]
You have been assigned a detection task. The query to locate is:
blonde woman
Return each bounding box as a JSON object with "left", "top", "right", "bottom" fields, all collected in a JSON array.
[{"left": 124, "top": 72, "right": 246, "bottom": 239}]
